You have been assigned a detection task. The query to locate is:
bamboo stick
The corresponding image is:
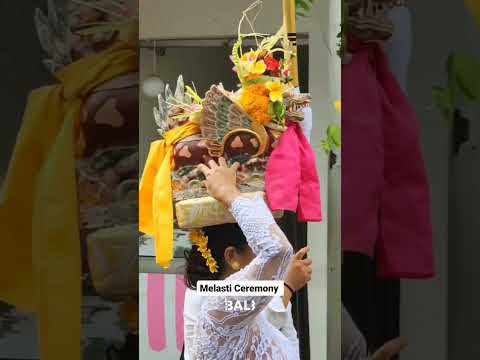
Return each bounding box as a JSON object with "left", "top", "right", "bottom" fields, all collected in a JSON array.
[{"left": 283, "top": 0, "right": 299, "bottom": 87}]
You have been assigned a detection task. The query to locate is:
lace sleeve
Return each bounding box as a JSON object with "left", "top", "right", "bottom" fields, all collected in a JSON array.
[
  {"left": 183, "top": 288, "right": 202, "bottom": 360},
  {"left": 342, "top": 306, "right": 368, "bottom": 360},
  {"left": 201, "top": 195, "right": 293, "bottom": 328}
]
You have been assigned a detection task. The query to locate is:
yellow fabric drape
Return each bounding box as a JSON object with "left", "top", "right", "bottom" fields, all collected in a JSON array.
[
  {"left": 120, "top": 300, "right": 139, "bottom": 336},
  {"left": 139, "top": 122, "right": 200, "bottom": 268},
  {"left": 465, "top": 0, "right": 480, "bottom": 26},
  {"left": 0, "top": 40, "right": 138, "bottom": 359}
]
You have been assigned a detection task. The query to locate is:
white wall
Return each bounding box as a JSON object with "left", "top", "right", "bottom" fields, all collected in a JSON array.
[
  {"left": 141, "top": 0, "right": 281, "bottom": 40},
  {"left": 402, "top": 2, "right": 480, "bottom": 359},
  {"left": 447, "top": 3, "right": 480, "bottom": 359},
  {"left": 400, "top": 3, "right": 452, "bottom": 359},
  {"left": 139, "top": 1, "right": 341, "bottom": 359}
]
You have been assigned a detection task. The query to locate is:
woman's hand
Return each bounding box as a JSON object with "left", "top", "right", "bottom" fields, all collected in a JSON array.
[
  {"left": 285, "top": 246, "right": 312, "bottom": 292},
  {"left": 282, "top": 247, "right": 312, "bottom": 306},
  {"left": 371, "top": 337, "right": 408, "bottom": 360},
  {"left": 197, "top": 157, "right": 241, "bottom": 207}
]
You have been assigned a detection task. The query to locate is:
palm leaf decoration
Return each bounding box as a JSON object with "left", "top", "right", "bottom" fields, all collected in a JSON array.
[
  {"left": 35, "top": 0, "right": 138, "bottom": 74},
  {"left": 201, "top": 85, "right": 257, "bottom": 157}
]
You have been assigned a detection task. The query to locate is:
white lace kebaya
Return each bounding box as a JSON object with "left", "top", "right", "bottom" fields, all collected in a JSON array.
[{"left": 192, "top": 195, "right": 296, "bottom": 360}]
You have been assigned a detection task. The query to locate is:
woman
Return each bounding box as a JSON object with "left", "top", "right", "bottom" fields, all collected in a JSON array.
[
  {"left": 185, "top": 157, "right": 300, "bottom": 359},
  {"left": 183, "top": 240, "right": 313, "bottom": 360}
]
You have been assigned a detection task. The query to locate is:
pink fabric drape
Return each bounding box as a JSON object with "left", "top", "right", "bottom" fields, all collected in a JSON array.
[
  {"left": 265, "top": 122, "right": 322, "bottom": 222},
  {"left": 342, "top": 37, "right": 434, "bottom": 278}
]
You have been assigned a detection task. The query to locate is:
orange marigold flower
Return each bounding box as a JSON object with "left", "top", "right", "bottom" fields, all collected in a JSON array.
[{"left": 239, "top": 83, "right": 272, "bottom": 125}]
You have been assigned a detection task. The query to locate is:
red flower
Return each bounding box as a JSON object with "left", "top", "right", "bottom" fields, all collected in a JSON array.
[{"left": 265, "top": 56, "right": 280, "bottom": 71}]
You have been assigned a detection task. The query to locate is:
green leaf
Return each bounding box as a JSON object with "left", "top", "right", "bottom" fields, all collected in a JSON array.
[
  {"left": 272, "top": 101, "right": 286, "bottom": 121},
  {"left": 296, "top": 0, "right": 313, "bottom": 17},
  {"left": 432, "top": 85, "right": 454, "bottom": 122},
  {"left": 432, "top": 51, "right": 480, "bottom": 125},
  {"left": 242, "top": 76, "right": 279, "bottom": 86},
  {"left": 450, "top": 52, "right": 480, "bottom": 102},
  {"left": 447, "top": 53, "right": 460, "bottom": 103},
  {"left": 268, "top": 101, "right": 275, "bottom": 117},
  {"left": 327, "top": 125, "right": 341, "bottom": 148},
  {"left": 321, "top": 124, "right": 341, "bottom": 156},
  {"left": 321, "top": 140, "right": 331, "bottom": 155},
  {"left": 297, "top": 0, "right": 311, "bottom": 11}
]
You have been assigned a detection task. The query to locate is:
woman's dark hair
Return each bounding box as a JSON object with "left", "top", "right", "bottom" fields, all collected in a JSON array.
[{"left": 184, "top": 223, "right": 249, "bottom": 290}]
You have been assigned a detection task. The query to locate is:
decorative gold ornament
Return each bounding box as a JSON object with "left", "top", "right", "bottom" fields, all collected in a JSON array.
[{"left": 190, "top": 229, "right": 219, "bottom": 274}]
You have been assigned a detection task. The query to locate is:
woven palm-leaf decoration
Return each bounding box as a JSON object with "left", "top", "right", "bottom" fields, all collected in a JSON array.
[
  {"left": 346, "top": 0, "right": 393, "bottom": 42},
  {"left": 35, "top": 0, "right": 137, "bottom": 74},
  {"left": 201, "top": 85, "right": 268, "bottom": 157}
]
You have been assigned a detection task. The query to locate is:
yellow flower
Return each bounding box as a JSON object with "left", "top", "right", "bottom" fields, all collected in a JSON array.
[
  {"left": 241, "top": 50, "right": 258, "bottom": 62},
  {"left": 266, "top": 81, "right": 286, "bottom": 102},
  {"left": 251, "top": 60, "right": 267, "bottom": 74},
  {"left": 238, "top": 51, "right": 266, "bottom": 76},
  {"left": 334, "top": 100, "right": 341, "bottom": 113},
  {"left": 208, "top": 262, "right": 219, "bottom": 273}
]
